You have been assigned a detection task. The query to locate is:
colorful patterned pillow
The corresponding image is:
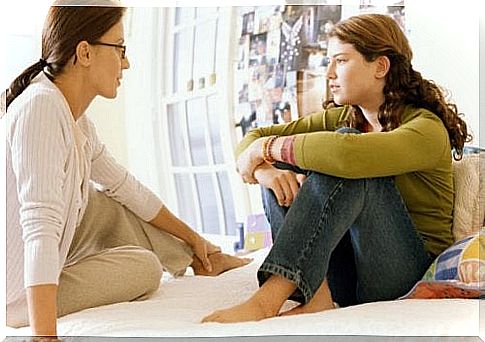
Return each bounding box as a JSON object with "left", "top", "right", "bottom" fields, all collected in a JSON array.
[{"left": 400, "top": 229, "right": 484, "bottom": 299}]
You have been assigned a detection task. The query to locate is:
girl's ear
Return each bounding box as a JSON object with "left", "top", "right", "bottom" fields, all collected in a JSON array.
[
  {"left": 75, "top": 41, "right": 91, "bottom": 66},
  {"left": 375, "top": 55, "right": 390, "bottom": 79}
]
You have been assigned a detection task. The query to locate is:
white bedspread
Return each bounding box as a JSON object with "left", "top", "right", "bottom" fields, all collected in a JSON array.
[{"left": 5, "top": 248, "right": 482, "bottom": 338}]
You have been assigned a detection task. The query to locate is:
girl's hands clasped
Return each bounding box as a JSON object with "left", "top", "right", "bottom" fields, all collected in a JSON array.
[
  {"left": 236, "top": 138, "right": 266, "bottom": 184},
  {"left": 254, "top": 163, "right": 306, "bottom": 207}
]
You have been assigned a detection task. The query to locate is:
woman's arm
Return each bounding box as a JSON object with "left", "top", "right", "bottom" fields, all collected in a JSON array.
[
  {"left": 85, "top": 117, "right": 220, "bottom": 271},
  {"left": 8, "top": 94, "right": 70, "bottom": 336},
  {"left": 27, "top": 284, "right": 58, "bottom": 337},
  {"left": 149, "top": 206, "right": 220, "bottom": 272}
]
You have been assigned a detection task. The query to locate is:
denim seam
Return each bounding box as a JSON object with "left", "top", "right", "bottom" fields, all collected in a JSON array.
[
  {"left": 259, "top": 262, "right": 313, "bottom": 302},
  {"left": 294, "top": 178, "right": 346, "bottom": 302}
]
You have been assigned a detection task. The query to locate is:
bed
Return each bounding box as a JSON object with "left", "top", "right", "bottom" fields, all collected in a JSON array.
[
  {"left": 4, "top": 247, "right": 483, "bottom": 340},
  {"left": 4, "top": 152, "right": 484, "bottom": 341}
]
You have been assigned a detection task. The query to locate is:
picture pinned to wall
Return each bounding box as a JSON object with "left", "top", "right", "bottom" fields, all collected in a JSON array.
[
  {"left": 241, "top": 11, "right": 255, "bottom": 35},
  {"left": 297, "top": 70, "right": 327, "bottom": 117},
  {"left": 237, "top": 35, "right": 250, "bottom": 70},
  {"left": 266, "top": 29, "right": 281, "bottom": 65},
  {"left": 249, "top": 33, "right": 268, "bottom": 67},
  {"left": 277, "top": 70, "right": 299, "bottom": 122},
  {"left": 314, "top": 5, "right": 342, "bottom": 49},
  {"left": 254, "top": 6, "right": 277, "bottom": 34},
  {"left": 279, "top": 8, "right": 303, "bottom": 72},
  {"left": 247, "top": 65, "right": 266, "bottom": 102},
  {"left": 263, "top": 62, "right": 286, "bottom": 120},
  {"left": 236, "top": 70, "right": 249, "bottom": 104}
]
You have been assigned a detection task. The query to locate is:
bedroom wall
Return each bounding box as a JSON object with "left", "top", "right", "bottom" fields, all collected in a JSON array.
[
  {"left": 107, "top": 2, "right": 481, "bottom": 174},
  {"left": 405, "top": 0, "right": 480, "bottom": 146},
  {"left": 111, "top": 2, "right": 481, "bottom": 184},
  {"left": 4, "top": 2, "right": 478, "bottom": 169}
]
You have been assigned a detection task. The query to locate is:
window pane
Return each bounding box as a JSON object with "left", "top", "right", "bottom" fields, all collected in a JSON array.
[
  {"left": 207, "top": 95, "right": 224, "bottom": 164},
  {"left": 174, "top": 174, "right": 198, "bottom": 229},
  {"left": 173, "top": 28, "right": 192, "bottom": 93},
  {"left": 195, "top": 173, "right": 219, "bottom": 234},
  {"left": 193, "top": 20, "right": 217, "bottom": 85},
  {"left": 175, "top": 7, "right": 195, "bottom": 25},
  {"left": 186, "top": 98, "right": 209, "bottom": 166},
  {"left": 195, "top": 7, "right": 218, "bottom": 19},
  {"left": 217, "top": 171, "right": 237, "bottom": 236},
  {"left": 167, "top": 102, "right": 189, "bottom": 167}
]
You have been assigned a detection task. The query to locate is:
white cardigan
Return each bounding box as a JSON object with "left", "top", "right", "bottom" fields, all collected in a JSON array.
[{"left": 5, "top": 72, "right": 163, "bottom": 307}]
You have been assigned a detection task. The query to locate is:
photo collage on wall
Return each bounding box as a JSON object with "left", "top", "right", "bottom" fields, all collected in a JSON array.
[
  {"left": 235, "top": 4, "right": 342, "bottom": 134},
  {"left": 234, "top": 1, "right": 405, "bottom": 135}
]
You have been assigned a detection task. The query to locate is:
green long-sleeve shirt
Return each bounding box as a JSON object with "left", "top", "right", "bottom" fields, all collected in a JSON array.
[{"left": 236, "top": 105, "right": 454, "bottom": 256}]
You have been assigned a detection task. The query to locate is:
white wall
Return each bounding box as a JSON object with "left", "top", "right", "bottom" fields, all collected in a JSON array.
[
  {"left": 87, "top": 92, "right": 129, "bottom": 167},
  {"left": 406, "top": 0, "right": 481, "bottom": 146}
]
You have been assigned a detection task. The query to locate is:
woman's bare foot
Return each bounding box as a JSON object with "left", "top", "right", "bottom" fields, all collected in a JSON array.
[
  {"left": 191, "top": 253, "right": 252, "bottom": 276},
  {"left": 280, "top": 279, "right": 335, "bottom": 316},
  {"left": 202, "top": 295, "right": 276, "bottom": 323}
]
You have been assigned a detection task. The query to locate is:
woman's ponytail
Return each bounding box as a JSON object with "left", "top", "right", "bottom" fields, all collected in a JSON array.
[{"left": 4, "top": 59, "right": 47, "bottom": 113}]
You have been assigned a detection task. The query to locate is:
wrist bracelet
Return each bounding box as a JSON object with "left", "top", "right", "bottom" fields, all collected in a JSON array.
[{"left": 262, "top": 135, "right": 278, "bottom": 164}]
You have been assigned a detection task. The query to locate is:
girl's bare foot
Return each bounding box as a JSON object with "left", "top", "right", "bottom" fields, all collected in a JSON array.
[
  {"left": 191, "top": 253, "right": 252, "bottom": 276},
  {"left": 202, "top": 274, "right": 297, "bottom": 323},
  {"left": 202, "top": 295, "right": 276, "bottom": 323},
  {"left": 280, "top": 279, "right": 335, "bottom": 316}
]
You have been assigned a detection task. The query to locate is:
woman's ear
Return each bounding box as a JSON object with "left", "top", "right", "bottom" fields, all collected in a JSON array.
[
  {"left": 374, "top": 55, "right": 390, "bottom": 79},
  {"left": 75, "top": 41, "right": 91, "bottom": 66}
]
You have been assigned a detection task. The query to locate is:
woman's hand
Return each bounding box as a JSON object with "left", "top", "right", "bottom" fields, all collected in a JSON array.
[
  {"left": 254, "top": 163, "right": 306, "bottom": 207},
  {"left": 236, "top": 138, "right": 265, "bottom": 184},
  {"left": 190, "top": 235, "right": 222, "bottom": 272}
]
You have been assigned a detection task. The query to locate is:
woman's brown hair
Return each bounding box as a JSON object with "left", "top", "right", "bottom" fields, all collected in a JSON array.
[
  {"left": 327, "top": 13, "right": 471, "bottom": 160},
  {"left": 4, "top": 0, "right": 125, "bottom": 112}
]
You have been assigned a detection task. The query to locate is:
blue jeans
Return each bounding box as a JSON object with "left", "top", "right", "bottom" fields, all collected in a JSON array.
[{"left": 259, "top": 165, "right": 433, "bottom": 307}]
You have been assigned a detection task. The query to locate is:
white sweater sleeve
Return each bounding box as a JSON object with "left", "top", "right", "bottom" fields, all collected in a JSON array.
[
  {"left": 9, "top": 93, "right": 69, "bottom": 287},
  {"left": 84, "top": 117, "right": 163, "bottom": 221}
]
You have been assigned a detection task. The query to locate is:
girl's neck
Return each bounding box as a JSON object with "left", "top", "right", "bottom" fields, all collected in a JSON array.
[{"left": 360, "top": 108, "right": 382, "bottom": 133}]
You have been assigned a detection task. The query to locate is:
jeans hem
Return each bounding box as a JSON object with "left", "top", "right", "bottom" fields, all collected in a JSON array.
[{"left": 258, "top": 262, "right": 313, "bottom": 304}]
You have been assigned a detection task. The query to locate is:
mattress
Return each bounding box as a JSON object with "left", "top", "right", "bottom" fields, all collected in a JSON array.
[{"left": 4, "top": 248, "right": 482, "bottom": 338}]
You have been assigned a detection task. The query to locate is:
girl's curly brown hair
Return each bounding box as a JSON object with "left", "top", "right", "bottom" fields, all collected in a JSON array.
[{"left": 327, "top": 14, "right": 471, "bottom": 160}]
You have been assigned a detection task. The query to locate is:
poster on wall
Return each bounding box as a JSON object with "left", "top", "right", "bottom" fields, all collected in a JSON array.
[
  {"left": 249, "top": 33, "right": 268, "bottom": 67},
  {"left": 266, "top": 29, "right": 281, "bottom": 65},
  {"left": 237, "top": 35, "right": 250, "bottom": 70},
  {"left": 241, "top": 11, "right": 255, "bottom": 35},
  {"left": 314, "top": 5, "right": 342, "bottom": 49}
]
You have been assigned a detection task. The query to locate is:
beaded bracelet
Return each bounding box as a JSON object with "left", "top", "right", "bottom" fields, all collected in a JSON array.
[{"left": 262, "top": 135, "right": 278, "bottom": 164}]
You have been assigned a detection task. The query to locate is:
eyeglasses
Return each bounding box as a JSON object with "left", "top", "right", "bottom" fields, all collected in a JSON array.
[{"left": 91, "top": 42, "right": 127, "bottom": 59}]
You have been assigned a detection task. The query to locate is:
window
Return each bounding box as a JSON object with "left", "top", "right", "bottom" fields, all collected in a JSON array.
[{"left": 157, "top": 7, "right": 243, "bottom": 237}]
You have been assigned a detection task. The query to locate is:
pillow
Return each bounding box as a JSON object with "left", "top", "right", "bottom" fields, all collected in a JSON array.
[
  {"left": 452, "top": 150, "right": 485, "bottom": 241},
  {"left": 400, "top": 229, "right": 484, "bottom": 299}
]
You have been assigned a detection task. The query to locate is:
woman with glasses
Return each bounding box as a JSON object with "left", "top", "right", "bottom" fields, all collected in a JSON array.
[
  {"left": 202, "top": 13, "right": 471, "bottom": 323},
  {"left": 4, "top": 0, "right": 249, "bottom": 337}
]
